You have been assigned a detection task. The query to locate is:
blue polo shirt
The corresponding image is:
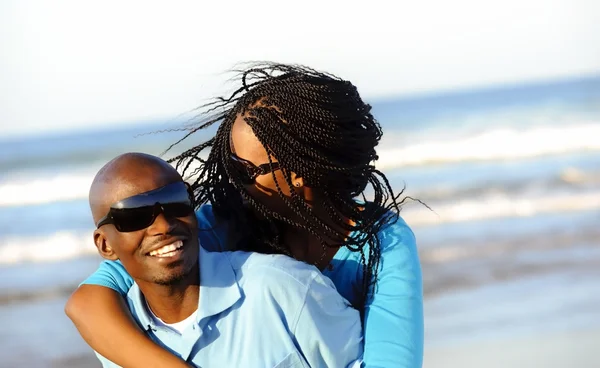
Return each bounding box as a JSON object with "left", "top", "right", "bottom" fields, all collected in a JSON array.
[{"left": 94, "top": 247, "right": 363, "bottom": 368}]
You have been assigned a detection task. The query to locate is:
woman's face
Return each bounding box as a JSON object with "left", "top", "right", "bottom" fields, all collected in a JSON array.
[{"left": 229, "top": 114, "right": 299, "bottom": 215}]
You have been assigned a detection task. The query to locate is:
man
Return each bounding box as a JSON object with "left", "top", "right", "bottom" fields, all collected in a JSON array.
[{"left": 87, "top": 152, "right": 362, "bottom": 367}]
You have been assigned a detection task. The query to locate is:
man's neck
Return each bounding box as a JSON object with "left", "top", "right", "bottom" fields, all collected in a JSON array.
[{"left": 137, "top": 266, "right": 200, "bottom": 324}]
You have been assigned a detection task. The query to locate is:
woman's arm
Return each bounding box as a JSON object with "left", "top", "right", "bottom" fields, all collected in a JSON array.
[
  {"left": 65, "top": 285, "right": 190, "bottom": 368},
  {"left": 64, "top": 261, "right": 190, "bottom": 368},
  {"left": 362, "top": 218, "right": 424, "bottom": 368}
]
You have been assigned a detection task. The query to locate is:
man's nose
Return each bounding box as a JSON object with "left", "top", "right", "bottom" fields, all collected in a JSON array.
[{"left": 148, "top": 212, "right": 177, "bottom": 234}]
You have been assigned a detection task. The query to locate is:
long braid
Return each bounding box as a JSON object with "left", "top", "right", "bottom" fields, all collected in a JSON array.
[{"left": 166, "top": 62, "right": 407, "bottom": 307}]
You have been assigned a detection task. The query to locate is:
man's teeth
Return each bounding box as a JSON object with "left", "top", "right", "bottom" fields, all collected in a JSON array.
[{"left": 149, "top": 240, "right": 184, "bottom": 257}]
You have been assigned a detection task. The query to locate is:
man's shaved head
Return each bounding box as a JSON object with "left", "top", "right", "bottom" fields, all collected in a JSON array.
[
  {"left": 89, "top": 152, "right": 199, "bottom": 287},
  {"left": 89, "top": 152, "right": 181, "bottom": 224}
]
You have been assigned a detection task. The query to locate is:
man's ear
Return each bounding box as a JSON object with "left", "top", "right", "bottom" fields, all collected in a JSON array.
[{"left": 93, "top": 230, "right": 118, "bottom": 261}]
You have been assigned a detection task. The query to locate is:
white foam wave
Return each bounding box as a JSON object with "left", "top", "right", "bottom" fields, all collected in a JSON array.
[
  {"left": 0, "top": 159, "right": 193, "bottom": 208},
  {"left": 376, "top": 123, "right": 600, "bottom": 169},
  {"left": 1, "top": 190, "right": 598, "bottom": 266},
  {"left": 404, "top": 191, "right": 600, "bottom": 227},
  {"left": 0, "top": 171, "right": 96, "bottom": 207},
  {"left": 1, "top": 124, "right": 599, "bottom": 208},
  {"left": 0, "top": 231, "right": 97, "bottom": 265}
]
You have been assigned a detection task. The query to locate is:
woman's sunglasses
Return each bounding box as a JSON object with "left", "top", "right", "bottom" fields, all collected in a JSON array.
[
  {"left": 96, "top": 181, "right": 194, "bottom": 232},
  {"left": 230, "top": 154, "right": 281, "bottom": 185},
  {"left": 229, "top": 133, "right": 281, "bottom": 184}
]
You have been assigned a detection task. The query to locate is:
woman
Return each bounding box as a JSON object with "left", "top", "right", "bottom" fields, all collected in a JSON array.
[{"left": 66, "top": 63, "right": 424, "bottom": 367}]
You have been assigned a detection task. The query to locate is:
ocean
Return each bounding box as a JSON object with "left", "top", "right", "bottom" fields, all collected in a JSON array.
[{"left": 1, "top": 76, "right": 599, "bottom": 367}]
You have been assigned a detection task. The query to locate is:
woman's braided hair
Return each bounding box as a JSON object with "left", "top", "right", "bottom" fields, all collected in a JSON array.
[{"left": 166, "top": 62, "right": 405, "bottom": 306}]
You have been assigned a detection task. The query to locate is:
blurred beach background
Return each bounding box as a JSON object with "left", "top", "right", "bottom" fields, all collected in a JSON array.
[{"left": 1, "top": 1, "right": 599, "bottom": 367}]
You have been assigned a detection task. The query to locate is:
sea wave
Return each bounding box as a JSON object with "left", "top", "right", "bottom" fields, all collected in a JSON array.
[
  {"left": 0, "top": 171, "right": 97, "bottom": 207},
  {"left": 1, "top": 123, "right": 599, "bottom": 208},
  {"left": 1, "top": 189, "right": 598, "bottom": 266},
  {"left": 376, "top": 123, "right": 600, "bottom": 169},
  {"left": 0, "top": 231, "right": 96, "bottom": 265},
  {"left": 408, "top": 167, "right": 600, "bottom": 202},
  {"left": 403, "top": 190, "right": 600, "bottom": 227}
]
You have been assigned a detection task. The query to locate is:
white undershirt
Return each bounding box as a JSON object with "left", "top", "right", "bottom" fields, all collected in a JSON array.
[{"left": 145, "top": 299, "right": 198, "bottom": 335}]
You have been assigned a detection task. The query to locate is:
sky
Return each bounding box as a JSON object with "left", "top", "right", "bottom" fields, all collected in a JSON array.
[{"left": 1, "top": 0, "right": 599, "bottom": 138}]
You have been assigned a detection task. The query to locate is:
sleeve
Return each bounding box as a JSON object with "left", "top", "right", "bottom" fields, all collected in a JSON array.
[
  {"left": 292, "top": 273, "right": 364, "bottom": 368},
  {"left": 363, "top": 221, "right": 424, "bottom": 368},
  {"left": 79, "top": 260, "right": 134, "bottom": 297}
]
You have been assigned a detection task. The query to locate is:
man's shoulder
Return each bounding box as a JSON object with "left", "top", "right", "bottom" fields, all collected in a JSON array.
[
  {"left": 225, "top": 251, "right": 323, "bottom": 290},
  {"left": 223, "top": 251, "right": 347, "bottom": 326}
]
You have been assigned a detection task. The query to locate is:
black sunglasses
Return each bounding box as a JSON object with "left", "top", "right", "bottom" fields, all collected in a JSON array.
[
  {"left": 230, "top": 154, "right": 281, "bottom": 185},
  {"left": 229, "top": 134, "right": 281, "bottom": 184},
  {"left": 96, "top": 181, "right": 194, "bottom": 232}
]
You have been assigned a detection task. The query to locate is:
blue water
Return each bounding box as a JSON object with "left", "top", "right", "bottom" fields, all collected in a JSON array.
[{"left": 1, "top": 75, "right": 599, "bottom": 366}]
